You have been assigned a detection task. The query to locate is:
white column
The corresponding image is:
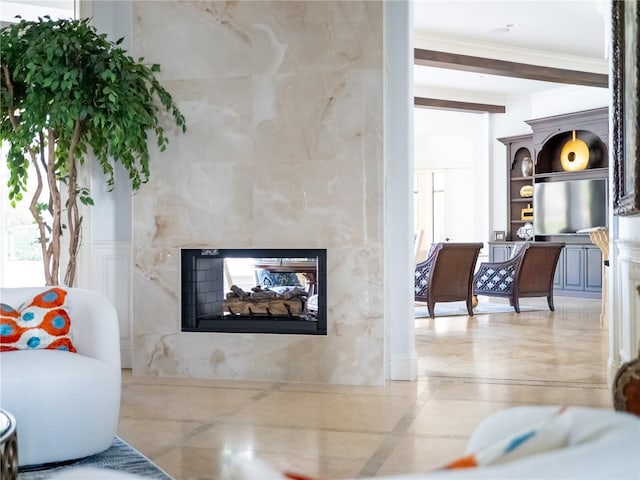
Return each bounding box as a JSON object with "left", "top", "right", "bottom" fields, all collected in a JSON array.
[
  {"left": 385, "top": 0, "right": 417, "bottom": 381},
  {"left": 81, "top": 0, "right": 134, "bottom": 368}
]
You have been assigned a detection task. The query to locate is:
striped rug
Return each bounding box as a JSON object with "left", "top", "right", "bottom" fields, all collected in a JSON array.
[
  {"left": 18, "top": 437, "right": 171, "bottom": 480},
  {"left": 415, "top": 301, "right": 540, "bottom": 318}
]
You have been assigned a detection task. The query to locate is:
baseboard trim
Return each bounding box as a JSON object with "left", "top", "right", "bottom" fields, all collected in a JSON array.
[{"left": 389, "top": 352, "right": 418, "bottom": 381}]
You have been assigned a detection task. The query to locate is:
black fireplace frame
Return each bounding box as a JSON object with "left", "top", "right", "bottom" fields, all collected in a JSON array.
[{"left": 181, "top": 248, "right": 327, "bottom": 335}]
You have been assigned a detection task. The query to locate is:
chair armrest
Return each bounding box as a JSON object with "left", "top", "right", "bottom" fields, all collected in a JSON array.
[
  {"left": 0, "top": 287, "right": 120, "bottom": 370},
  {"left": 65, "top": 288, "right": 121, "bottom": 370},
  {"left": 415, "top": 248, "right": 438, "bottom": 296},
  {"left": 474, "top": 257, "right": 520, "bottom": 293}
]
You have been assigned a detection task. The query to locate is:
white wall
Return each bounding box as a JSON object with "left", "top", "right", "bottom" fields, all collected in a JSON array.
[
  {"left": 413, "top": 109, "right": 490, "bottom": 251},
  {"left": 530, "top": 85, "right": 611, "bottom": 119},
  {"left": 82, "top": 0, "right": 134, "bottom": 368}
]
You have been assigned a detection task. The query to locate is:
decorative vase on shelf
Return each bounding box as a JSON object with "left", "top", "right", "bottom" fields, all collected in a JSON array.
[
  {"left": 517, "top": 222, "right": 534, "bottom": 241},
  {"left": 521, "top": 157, "right": 533, "bottom": 177}
]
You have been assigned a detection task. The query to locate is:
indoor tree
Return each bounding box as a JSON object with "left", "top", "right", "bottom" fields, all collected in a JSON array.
[{"left": 0, "top": 17, "right": 186, "bottom": 286}]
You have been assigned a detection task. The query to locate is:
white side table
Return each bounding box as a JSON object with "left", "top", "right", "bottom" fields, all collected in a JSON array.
[{"left": 0, "top": 409, "right": 18, "bottom": 480}]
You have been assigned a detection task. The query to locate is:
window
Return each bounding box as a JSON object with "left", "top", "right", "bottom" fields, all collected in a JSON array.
[
  {"left": 432, "top": 171, "right": 445, "bottom": 242},
  {"left": 0, "top": 1, "right": 75, "bottom": 287}
]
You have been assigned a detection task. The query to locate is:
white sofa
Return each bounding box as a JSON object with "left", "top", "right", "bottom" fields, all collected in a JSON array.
[{"left": 0, "top": 287, "right": 121, "bottom": 467}]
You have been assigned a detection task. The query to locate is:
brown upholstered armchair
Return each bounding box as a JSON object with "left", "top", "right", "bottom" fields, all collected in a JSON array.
[
  {"left": 414, "top": 242, "right": 483, "bottom": 318},
  {"left": 473, "top": 242, "right": 564, "bottom": 313}
]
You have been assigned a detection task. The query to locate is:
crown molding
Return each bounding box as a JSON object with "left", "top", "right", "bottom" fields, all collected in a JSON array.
[
  {"left": 414, "top": 32, "right": 608, "bottom": 75},
  {"left": 413, "top": 84, "right": 512, "bottom": 105}
]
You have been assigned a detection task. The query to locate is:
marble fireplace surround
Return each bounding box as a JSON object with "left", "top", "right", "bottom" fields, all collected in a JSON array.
[{"left": 130, "top": 1, "right": 387, "bottom": 385}]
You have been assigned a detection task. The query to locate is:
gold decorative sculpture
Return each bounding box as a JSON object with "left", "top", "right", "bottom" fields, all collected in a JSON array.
[
  {"left": 560, "top": 130, "right": 589, "bottom": 171},
  {"left": 521, "top": 204, "right": 534, "bottom": 221},
  {"left": 519, "top": 185, "right": 533, "bottom": 198}
]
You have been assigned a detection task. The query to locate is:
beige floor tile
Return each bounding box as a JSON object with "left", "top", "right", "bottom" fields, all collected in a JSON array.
[
  {"left": 429, "top": 381, "right": 613, "bottom": 408},
  {"left": 408, "top": 399, "right": 511, "bottom": 436},
  {"left": 117, "top": 418, "right": 202, "bottom": 455},
  {"left": 184, "top": 423, "right": 384, "bottom": 460},
  {"left": 279, "top": 379, "right": 433, "bottom": 398},
  {"left": 151, "top": 446, "right": 225, "bottom": 480},
  {"left": 376, "top": 435, "right": 469, "bottom": 477},
  {"left": 121, "top": 370, "right": 278, "bottom": 390},
  {"left": 257, "top": 450, "right": 368, "bottom": 479},
  {"left": 225, "top": 390, "right": 415, "bottom": 432},
  {"left": 119, "top": 383, "right": 259, "bottom": 421},
  {"left": 117, "top": 296, "right": 611, "bottom": 479}
]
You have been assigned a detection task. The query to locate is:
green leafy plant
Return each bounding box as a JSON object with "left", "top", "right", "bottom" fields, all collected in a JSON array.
[{"left": 1, "top": 17, "right": 186, "bottom": 286}]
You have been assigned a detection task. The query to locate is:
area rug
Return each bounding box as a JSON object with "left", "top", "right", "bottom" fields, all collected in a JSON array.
[
  {"left": 415, "top": 301, "right": 540, "bottom": 318},
  {"left": 18, "top": 437, "right": 172, "bottom": 480}
]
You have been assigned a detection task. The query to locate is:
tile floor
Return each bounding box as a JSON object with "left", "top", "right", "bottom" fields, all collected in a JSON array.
[{"left": 118, "top": 295, "right": 611, "bottom": 479}]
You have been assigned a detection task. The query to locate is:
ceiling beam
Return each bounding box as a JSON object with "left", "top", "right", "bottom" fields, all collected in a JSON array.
[
  {"left": 414, "top": 48, "right": 608, "bottom": 88},
  {"left": 414, "top": 97, "right": 505, "bottom": 113}
]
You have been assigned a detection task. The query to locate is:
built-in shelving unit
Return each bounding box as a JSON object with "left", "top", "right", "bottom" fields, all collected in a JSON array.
[
  {"left": 495, "top": 107, "right": 609, "bottom": 297},
  {"left": 498, "top": 134, "right": 534, "bottom": 241}
]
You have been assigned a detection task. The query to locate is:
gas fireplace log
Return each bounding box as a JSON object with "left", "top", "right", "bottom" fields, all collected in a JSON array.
[{"left": 224, "top": 298, "right": 304, "bottom": 316}]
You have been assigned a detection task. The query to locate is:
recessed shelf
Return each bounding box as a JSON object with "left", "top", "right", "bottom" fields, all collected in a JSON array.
[{"left": 510, "top": 176, "right": 534, "bottom": 181}]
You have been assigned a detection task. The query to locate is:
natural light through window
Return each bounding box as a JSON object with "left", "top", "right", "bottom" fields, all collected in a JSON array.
[
  {"left": 0, "top": 0, "right": 75, "bottom": 287},
  {"left": 432, "top": 171, "right": 445, "bottom": 243}
]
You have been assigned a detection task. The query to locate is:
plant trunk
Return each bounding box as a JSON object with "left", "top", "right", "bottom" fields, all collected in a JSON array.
[
  {"left": 63, "top": 120, "right": 84, "bottom": 287},
  {"left": 46, "top": 129, "right": 62, "bottom": 286},
  {"left": 64, "top": 157, "right": 80, "bottom": 287},
  {"left": 28, "top": 143, "right": 52, "bottom": 285}
]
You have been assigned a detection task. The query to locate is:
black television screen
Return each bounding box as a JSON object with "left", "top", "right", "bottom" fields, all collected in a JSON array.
[{"left": 534, "top": 178, "right": 608, "bottom": 235}]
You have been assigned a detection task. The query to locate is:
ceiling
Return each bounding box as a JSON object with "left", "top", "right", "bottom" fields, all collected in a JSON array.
[
  {"left": 413, "top": 0, "right": 610, "bottom": 99},
  {"left": 1, "top": 0, "right": 608, "bottom": 99}
]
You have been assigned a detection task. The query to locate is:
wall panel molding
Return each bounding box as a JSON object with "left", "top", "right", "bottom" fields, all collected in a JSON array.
[
  {"left": 615, "top": 240, "right": 640, "bottom": 363},
  {"left": 91, "top": 241, "right": 132, "bottom": 368}
]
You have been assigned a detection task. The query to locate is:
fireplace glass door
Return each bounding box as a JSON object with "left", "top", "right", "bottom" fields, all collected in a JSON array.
[{"left": 181, "top": 248, "right": 326, "bottom": 335}]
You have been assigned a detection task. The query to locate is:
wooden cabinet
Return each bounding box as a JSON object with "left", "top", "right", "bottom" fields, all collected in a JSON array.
[
  {"left": 493, "top": 108, "right": 608, "bottom": 297},
  {"left": 497, "top": 134, "right": 534, "bottom": 241},
  {"left": 498, "top": 108, "right": 609, "bottom": 243},
  {"left": 490, "top": 242, "right": 602, "bottom": 297},
  {"left": 525, "top": 107, "right": 609, "bottom": 168},
  {"left": 489, "top": 243, "right": 512, "bottom": 263},
  {"left": 585, "top": 246, "right": 604, "bottom": 291},
  {"left": 562, "top": 245, "right": 586, "bottom": 291},
  {"left": 555, "top": 245, "right": 602, "bottom": 296}
]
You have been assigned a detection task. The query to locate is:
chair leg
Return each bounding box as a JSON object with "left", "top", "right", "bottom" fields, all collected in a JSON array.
[
  {"left": 512, "top": 296, "right": 521, "bottom": 313},
  {"left": 466, "top": 298, "right": 474, "bottom": 316},
  {"left": 428, "top": 300, "right": 436, "bottom": 319},
  {"left": 547, "top": 294, "right": 555, "bottom": 311}
]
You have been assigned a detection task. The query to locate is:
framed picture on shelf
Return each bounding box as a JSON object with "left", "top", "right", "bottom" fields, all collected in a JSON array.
[
  {"left": 612, "top": 0, "right": 640, "bottom": 216},
  {"left": 493, "top": 230, "right": 506, "bottom": 242}
]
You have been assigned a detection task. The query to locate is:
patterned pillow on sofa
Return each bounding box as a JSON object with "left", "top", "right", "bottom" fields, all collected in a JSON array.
[{"left": 0, "top": 287, "right": 76, "bottom": 352}]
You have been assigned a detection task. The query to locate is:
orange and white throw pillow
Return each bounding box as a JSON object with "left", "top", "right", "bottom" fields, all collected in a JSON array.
[{"left": 0, "top": 287, "right": 76, "bottom": 352}]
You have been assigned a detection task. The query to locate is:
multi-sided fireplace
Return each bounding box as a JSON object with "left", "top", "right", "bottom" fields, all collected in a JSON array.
[{"left": 181, "top": 248, "right": 327, "bottom": 335}]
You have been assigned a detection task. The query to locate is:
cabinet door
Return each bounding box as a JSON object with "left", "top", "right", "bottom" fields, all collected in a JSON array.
[
  {"left": 585, "top": 246, "right": 603, "bottom": 291},
  {"left": 490, "top": 245, "right": 511, "bottom": 262},
  {"left": 563, "top": 246, "right": 585, "bottom": 291},
  {"left": 553, "top": 248, "right": 565, "bottom": 289}
]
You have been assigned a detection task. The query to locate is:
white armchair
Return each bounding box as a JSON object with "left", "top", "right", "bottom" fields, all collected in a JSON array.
[{"left": 0, "top": 287, "right": 121, "bottom": 467}]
